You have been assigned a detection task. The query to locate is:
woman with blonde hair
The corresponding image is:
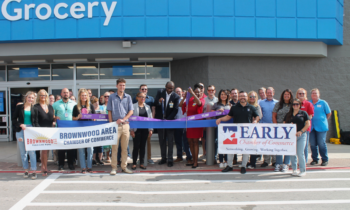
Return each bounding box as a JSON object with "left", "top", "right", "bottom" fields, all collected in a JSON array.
[
  {"left": 34, "top": 89, "right": 55, "bottom": 176},
  {"left": 72, "top": 88, "right": 96, "bottom": 173},
  {"left": 247, "top": 91, "right": 262, "bottom": 169},
  {"left": 12, "top": 91, "right": 38, "bottom": 179}
]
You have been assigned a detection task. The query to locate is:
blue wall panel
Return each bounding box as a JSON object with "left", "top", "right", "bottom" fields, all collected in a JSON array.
[{"left": 0, "top": 0, "right": 343, "bottom": 45}]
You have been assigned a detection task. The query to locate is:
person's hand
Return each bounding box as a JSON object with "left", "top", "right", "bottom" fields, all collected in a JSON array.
[
  {"left": 218, "top": 108, "right": 224, "bottom": 112},
  {"left": 130, "top": 131, "right": 135, "bottom": 138},
  {"left": 216, "top": 118, "right": 221, "bottom": 125},
  {"left": 159, "top": 98, "right": 164, "bottom": 103},
  {"left": 56, "top": 116, "right": 60, "bottom": 120},
  {"left": 252, "top": 120, "right": 258, "bottom": 124},
  {"left": 116, "top": 119, "right": 125, "bottom": 125},
  {"left": 188, "top": 88, "right": 194, "bottom": 95},
  {"left": 20, "top": 124, "right": 26, "bottom": 130},
  {"left": 148, "top": 130, "right": 153, "bottom": 137},
  {"left": 182, "top": 91, "right": 187, "bottom": 97},
  {"left": 296, "top": 131, "right": 302, "bottom": 137},
  {"left": 77, "top": 114, "right": 82, "bottom": 119}
]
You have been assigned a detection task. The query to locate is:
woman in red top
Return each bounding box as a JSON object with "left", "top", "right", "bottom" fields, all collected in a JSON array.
[
  {"left": 296, "top": 88, "right": 314, "bottom": 163},
  {"left": 180, "top": 87, "right": 205, "bottom": 168}
]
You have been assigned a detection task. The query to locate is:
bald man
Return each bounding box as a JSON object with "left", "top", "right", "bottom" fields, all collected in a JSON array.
[{"left": 52, "top": 88, "right": 77, "bottom": 171}]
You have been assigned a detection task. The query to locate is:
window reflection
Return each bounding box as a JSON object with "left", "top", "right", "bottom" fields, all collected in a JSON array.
[
  {"left": 52, "top": 64, "right": 73, "bottom": 80},
  {"left": 76, "top": 63, "right": 98, "bottom": 80},
  {"left": 0, "top": 66, "right": 5, "bottom": 81},
  {"left": 8, "top": 65, "right": 50, "bottom": 81},
  {"left": 100, "top": 63, "right": 145, "bottom": 79},
  {"left": 146, "top": 63, "right": 170, "bottom": 79}
]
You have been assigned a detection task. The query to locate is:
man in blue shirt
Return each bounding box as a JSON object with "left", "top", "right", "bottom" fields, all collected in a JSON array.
[
  {"left": 52, "top": 88, "right": 76, "bottom": 171},
  {"left": 259, "top": 87, "right": 278, "bottom": 167},
  {"left": 132, "top": 84, "right": 155, "bottom": 164},
  {"left": 107, "top": 78, "right": 134, "bottom": 175}
]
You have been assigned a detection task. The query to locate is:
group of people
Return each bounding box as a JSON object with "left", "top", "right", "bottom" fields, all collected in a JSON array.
[{"left": 12, "top": 78, "right": 332, "bottom": 179}]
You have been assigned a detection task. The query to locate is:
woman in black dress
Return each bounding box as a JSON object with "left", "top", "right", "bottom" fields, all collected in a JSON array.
[{"left": 34, "top": 89, "right": 55, "bottom": 176}]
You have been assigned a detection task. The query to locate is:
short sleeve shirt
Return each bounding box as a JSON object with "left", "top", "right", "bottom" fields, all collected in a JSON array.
[
  {"left": 212, "top": 102, "right": 231, "bottom": 119},
  {"left": 259, "top": 99, "right": 278, "bottom": 123},
  {"left": 309, "top": 99, "right": 331, "bottom": 132},
  {"left": 203, "top": 96, "right": 218, "bottom": 113},
  {"left": 107, "top": 92, "right": 134, "bottom": 121},
  {"left": 52, "top": 99, "right": 76, "bottom": 121},
  {"left": 300, "top": 100, "right": 314, "bottom": 132},
  {"left": 273, "top": 102, "right": 292, "bottom": 123},
  {"left": 228, "top": 103, "right": 259, "bottom": 123},
  {"left": 284, "top": 110, "right": 310, "bottom": 132},
  {"left": 72, "top": 104, "right": 96, "bottom": 121}
]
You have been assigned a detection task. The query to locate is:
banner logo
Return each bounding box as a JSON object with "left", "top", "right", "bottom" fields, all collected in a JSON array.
[{"left": 223, "top": 126, "right": 238, "bottom": 145}]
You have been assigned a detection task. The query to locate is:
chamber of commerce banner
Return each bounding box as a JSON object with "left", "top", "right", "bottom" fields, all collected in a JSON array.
[
  {"left": 24, "top": 122, "right": 118, "bottom": 151},
  {"left": 218, "top": 123, "right": 297, "bottom": 155}
]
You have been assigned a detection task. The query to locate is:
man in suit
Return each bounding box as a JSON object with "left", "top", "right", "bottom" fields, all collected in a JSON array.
[{"left": 154, "top": 81, "right": 180, "bottom": 167}]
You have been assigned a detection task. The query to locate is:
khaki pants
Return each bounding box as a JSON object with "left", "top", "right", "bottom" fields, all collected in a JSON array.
[
  {"left": 147, "top": 136, "right": 151, "bottom": 160},
  {"left": 111, "top": 124, "right": 130, "bottom": 170}
]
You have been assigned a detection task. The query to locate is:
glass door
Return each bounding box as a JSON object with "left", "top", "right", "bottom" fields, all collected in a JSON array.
[{"left": 0, "top": 88, "right": 8, "bottom": 141}]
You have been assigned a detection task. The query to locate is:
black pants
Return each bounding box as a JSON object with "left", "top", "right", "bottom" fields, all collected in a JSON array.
[
  {"left": 132, "top": 129, "right": 148, "bottom": 165},
  {"left": 158, "top": 129, "right": 175, "bottom": 162},
  {"left": 249, "top": 155, "right": 257, "bottom": 167},
  {"left": 58, "top": 149, "right": 76, "bottom": 166}
]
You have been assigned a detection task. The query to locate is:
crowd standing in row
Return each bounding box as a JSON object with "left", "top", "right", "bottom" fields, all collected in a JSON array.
[{"left": 12, "top": 78, "right": 332, "bottom": 179}]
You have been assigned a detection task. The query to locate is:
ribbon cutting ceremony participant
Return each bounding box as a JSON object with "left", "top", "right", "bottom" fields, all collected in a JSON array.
[
  {"left": 216, "top": 91, "right": 260, "bottom": 174},
  {"left": 108, "top": 78, "right": 134, "bottom": 175},
  {"left": 154, "top": 81, "right": 180, "bottom": 167}
]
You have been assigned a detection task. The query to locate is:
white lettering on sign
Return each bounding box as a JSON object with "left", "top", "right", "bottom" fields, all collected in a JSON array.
[{"left": 1, "top": 0, "right": 117, "bottom": 26}]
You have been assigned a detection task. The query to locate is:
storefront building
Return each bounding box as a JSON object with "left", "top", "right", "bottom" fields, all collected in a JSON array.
[{"left": 0, "top": 0, "right": 345, "bottom": 141}]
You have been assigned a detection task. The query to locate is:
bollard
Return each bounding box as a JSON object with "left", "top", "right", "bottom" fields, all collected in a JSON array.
[{"left": 206, "top": 103, "right": 215, "bottom": 166}]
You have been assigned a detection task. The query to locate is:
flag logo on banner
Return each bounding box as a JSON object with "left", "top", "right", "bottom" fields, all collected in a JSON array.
[{"left": 223, "top": 126, "right": 238, "bottom": 145}]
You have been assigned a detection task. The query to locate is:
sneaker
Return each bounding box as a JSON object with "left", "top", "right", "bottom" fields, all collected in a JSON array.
[
  {"left": 274, "top": 164, "right": 281, "bottom": 172},
  {"left": 321, "top": 161, "right": 328, "bottom": 166},
  {"left": 298, "top": 171, "right": 306, "bottom": 177},
  {"left": 31, "top": 173, "right": 37, "bottom": 180},
  {"left": 281, "top": 164, "right": 289, "bottom": 173},
  {"left": 219, "top": 163, "right": 225, "bottom": 168},
  {"left": 240, "top": 167, "right": 246, "bottom": 174},
  {"left": 122, "top": 168, "right": 133, "bottom": 174},
  {"left": 92, "top": 160, "right": 97, "bottom": 166},
  {"left": 148, "top": 159, "right": 155, "bottom": 164},
  {"left": 23, "top": 172, "right": 29, "bottom": 178},
  {"left": 247, "top": 165, "right": 256, "bottom": 169},
  {"left": 199, "top": 155, "right": 206, "bottom": 160},
  {"left": 127, "top": 156, "right": 131, "bottom": 160},
  {"left": 310, "top": 160, "right": 318, "bottom": 165},
  {"left": 110, "top": 169, "right": 117, "bottom": 175},
  {"left": 260, "top": 162, "right": 268, "bottom": 167},
  {"left": 222, "top": 166, "right": 233, "bottom": 172},
  {"left": 292, "top": 170, "right": 299, "bottom": 176}
]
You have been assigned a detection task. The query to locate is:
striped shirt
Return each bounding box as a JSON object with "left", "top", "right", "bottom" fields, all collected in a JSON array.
[{"left": 107, "top": 92, "right": 134, "bottom": 121}]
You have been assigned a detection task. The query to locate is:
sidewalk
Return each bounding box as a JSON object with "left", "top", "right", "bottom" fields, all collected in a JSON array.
[{"left": 0, "top": 141, "right": 349, "bottom": 173}]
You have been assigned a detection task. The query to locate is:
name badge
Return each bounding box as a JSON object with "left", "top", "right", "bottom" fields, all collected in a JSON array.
[
  {"left": 317, "top": 105, "right": 322, "bottom": 108},
  {"left": 169, "top": 101, "right": 174, "bottom": 109},
  {"left": 65, "top": 112, "right": 68, "bottom": 118}
]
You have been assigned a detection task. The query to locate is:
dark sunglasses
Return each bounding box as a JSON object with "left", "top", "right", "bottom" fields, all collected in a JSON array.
[
  {"left": 249, "top": 96, "right": 256, "bottom": 98},
  {"left": 141, "top": 88, "right": 148, "bottom": 90},
  {"left": 104, "top": 96, "right": 109, "bottom": 98},
  {"left": 293, "top": 103, "right": 300, "bottom": 106}
]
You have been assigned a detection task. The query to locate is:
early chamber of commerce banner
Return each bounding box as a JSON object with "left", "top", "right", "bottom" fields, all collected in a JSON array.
[
  {"left": 24, "top": 122, "right": 118, "bottom": 151},
  {"left": 218, "top": 124, "right": 297, "bottom": 155}
]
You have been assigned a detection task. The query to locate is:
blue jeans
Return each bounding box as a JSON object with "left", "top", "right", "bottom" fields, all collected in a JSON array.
[
  {"left": 304, "top": 132, "right": 310, "bottom": 163},
  {"left": 183, "top": 130, "right": 192, "bottom": 160},
  {"left": 309, "top": 129, "right": 328, "bottom": 162},
  {"left": 276, "top": 155, "right": 291, "bottom": 165},
  {"left": 78, "top": 147, "right": 93, "bottom": 169},
  {"left": 16, "top": 125, "right": 37, "bottom": 171},
  {"left": 291, "top": 132, "right": 307, "bottom": 172}
]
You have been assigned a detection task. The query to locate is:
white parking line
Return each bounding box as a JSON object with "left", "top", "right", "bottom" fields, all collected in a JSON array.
[
  {"left": 60, "top": 170, "right": 350, "bottom": 177},
  {"left": 27, "top": 200, "right": 350, "bottom": 207},
  {"left": 53, "top": 178, "right": 350, "bottom": 184},
  {"left": 9, "top": 173, "right": 61, "bottom": 210},
  {"left": 42, "top": 188, "right": 350, "bottom": 194}
]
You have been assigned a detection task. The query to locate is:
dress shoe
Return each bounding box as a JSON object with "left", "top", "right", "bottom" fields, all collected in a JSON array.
[
  {"left": 158, "top": 159, "right": 167, "bottom": 165},
  {"left": 122, "top": 168, "right": 133, "bottom": 174},
  {"left": 222, "top": 166, "right": 233, "bottom": 172},
  {"left": 174, "top": 158, "right": 183, "bottom": 163},
  {"left": 68, "top": 164, "right": 75, "bottom": 170},
  {"left": 310, "top": 160, "right": 318, "bottom": 165},
  {"left": 240, "top": 167, "right": 246, "bottom": 174},
  {"left": 321, "top": 161, "right": 328, "bottom": 166},
  {"left": 167, "top": 162, "right": 173, "bottom": 167},
  {"left": 260, "top": 162, "right": 268, "bottom": 167}
]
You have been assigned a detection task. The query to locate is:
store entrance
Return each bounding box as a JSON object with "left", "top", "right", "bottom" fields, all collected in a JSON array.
[{"left": 10, "top": 87, "right": 48, "bottom": 141}]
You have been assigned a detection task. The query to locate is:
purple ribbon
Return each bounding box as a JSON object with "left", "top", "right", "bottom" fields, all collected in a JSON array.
[{"left": 82, "top": 110, "right": 229, "bottom": 121}]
